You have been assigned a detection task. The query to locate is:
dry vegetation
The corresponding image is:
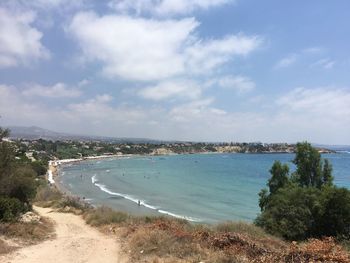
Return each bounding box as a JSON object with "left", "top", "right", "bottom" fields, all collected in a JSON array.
[
  {"left": 34, "top": 185, "right": 350, "bottom": 263},
  {"left": 119, "top": 219, "right": 350, "bottom": 263},
  {"left": 0, "top": 217, "right": 54, "bottom": 245},
  {"left": 0, "top": 212, "right": 55, "bottom": 257},
  {"left": 0, "top": 238, "right": 15, "bottom": 255},
  {"left": 83, "top": 206, "right": 129, "bottom": 226}
]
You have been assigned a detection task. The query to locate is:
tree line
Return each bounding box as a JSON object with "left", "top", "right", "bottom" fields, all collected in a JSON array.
[
  {"left": 256, "top": 142, "right": 350, "bottom": 240},
  {"left": 0, "top": 127, "right": 42, "bottom": 221}
]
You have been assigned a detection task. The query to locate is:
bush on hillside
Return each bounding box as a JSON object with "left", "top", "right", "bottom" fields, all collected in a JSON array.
[
  {"left": 0, "top": 197, "right": 25, "bottom": 222},
  {"left": 318, "top": 187, "right": 350, "bottom": 239},
  {"left": 84, "top": 206, "right": 128, "bottom": 226},
  {"left": 256, "top": 186, "right": 321, "bottom": 240},
  {"left": 30, "top": 161, "right": 47, "bottom": 176},
  {"left": 0, "top": 127, "right": 38, "bottom": 221},
  {"left": 256, "top": 142, "right": 350, "bottom": 241}
]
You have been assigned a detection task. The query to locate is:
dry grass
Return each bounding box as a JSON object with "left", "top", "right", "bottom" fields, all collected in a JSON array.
[
  {"left": 127, "top": 227, "right": 240, "bottom": 263},
  {"left": 83, "top": 206, "right": 128, "bottom": 226},
  {"left": 34, "top": 185, "right": 63, "bottom": 208},
  {"left": 120, "top": 218, "right": 247, "bottom": 263},
  {"left": 0, "top": 216, "right": 54, "bottom": 245},
  {"left": 215, "top": 221, "right": 268, "bottom": 238},
  {"left": 33, "top": 185, "right": 350, "bottom": 262},
  {"left": 0, "top": 239, "right": 15, "bottom": 255},
  {"left": 35, "top": 185, "right": 91, "bottom": 214},
  {"left": 117, "top": 216, "right": 350, "bottom": 263}
]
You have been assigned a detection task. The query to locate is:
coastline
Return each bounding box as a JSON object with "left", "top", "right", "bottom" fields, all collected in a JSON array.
[
  {"left": 47, "top": 155, "right": 205, "bottom": 222},
  {"left": 46, "top": 151, "right": 346, "bottom": 223}
]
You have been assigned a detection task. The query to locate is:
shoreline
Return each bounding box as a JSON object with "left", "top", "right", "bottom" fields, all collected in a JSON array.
[
  {"left": 45, "top": 151, "right": 345, "bottom": 223},
  {"left": 47, "top": 155, "right": 204, "bottom": 222}
]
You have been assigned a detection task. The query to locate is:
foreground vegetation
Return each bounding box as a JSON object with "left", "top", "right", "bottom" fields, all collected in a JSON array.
[
  {"left": 257, "top": 142, "right": 350, "bottom": 241},
  {"left": 33, "top": 184, "right": 350, "bottom": 262},
  {"left": 0, "top": 127, "right": 54, "bottom": 255},
  {"left": 0, "top": 127, "right": 44, "bottom": 222}
]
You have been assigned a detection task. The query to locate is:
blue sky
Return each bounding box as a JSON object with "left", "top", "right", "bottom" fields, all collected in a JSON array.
[{"left": 0, "top": 0, "right": 349, "bottom": 144}]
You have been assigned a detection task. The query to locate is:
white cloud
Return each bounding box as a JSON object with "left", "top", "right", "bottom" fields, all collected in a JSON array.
[
  {"left": 22, "top": 83, "right": 82, "bottom": 98},
  {"left": 216, "top": 75, "right": 256, "bottom": 93},
  {"left": 67, "top": 12, "right": 261, "bottom": 83},
  {"left": 302, "top": 47, "right": 325, "bottom": 54},
  {"left": 0, "top": 84, "right": 148, "bottom": 136},
  {"left": 2, "top": 0, "right": 86, "bottom": 11},
  {"left": 310, "top": 58, "right": 335, "bottom": 69},
  {"left": 109, "top": 0, "right": 233, "bottom": 16},
  {"left": 278, "top": 87, "right": 350, "bottom": 119},
  {"left": 169, "top": 98, "right": 218, "bottom": 121},
  {"left": 185, "top": 35, "right": 261, "bottom": 74},
  {"left": 274, "top": 54, "right": 298, "bottom": 69},
  {"left": 1, "top": 83, "right": 350, "bottom": 143},
  {"left": 68, "top": 12, "right": 198, "bottom": 81},
  {"left": 0, "top": 84, "right": 51, "bottom": 125},
  {"left": 0, "top": 8, "right": 49, "bottom": 68},
  {"left": 26, "top": 0, "right": 83, "bottom": 9},
  {"left": 275, "top": 48, "right": 335, "bottom": 70},
  {"left": 139, "top": 80, "right": 201, "bottom": 101},
  {"left": 78, "top": 79, "right": 90, "bottom": 87}
]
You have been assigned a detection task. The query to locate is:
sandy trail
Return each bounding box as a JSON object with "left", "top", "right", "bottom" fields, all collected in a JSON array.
[{"left": 1, "top": 206, "right": 126, "bottom": 263}]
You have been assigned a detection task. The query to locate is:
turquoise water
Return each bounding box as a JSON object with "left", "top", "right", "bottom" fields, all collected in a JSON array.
[{"left": 58, "top": 153, "right": 350, "bottom": 223}]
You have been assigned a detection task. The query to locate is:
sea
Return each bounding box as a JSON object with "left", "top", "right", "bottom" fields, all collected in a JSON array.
[{"left": 58, "top": 153, "right": 350, "bottom": 224}]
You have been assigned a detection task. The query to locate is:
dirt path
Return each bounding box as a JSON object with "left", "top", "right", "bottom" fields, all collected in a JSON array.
[{"left": 1, "top": 206, "right": 126, "bottom": 263}]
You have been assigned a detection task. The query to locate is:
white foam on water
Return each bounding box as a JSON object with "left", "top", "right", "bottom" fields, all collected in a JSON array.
[
  {"left": 92, "top": 179, "right": 201, "bottom": 222},
  {"left": 139, "top": 201, "right": 159, "bottom": 210},
  {"left": 91, "top": 174, "right": 98, "bottom": 184},
  {"left": 158, "top": 210, "right": 202, "bottom": 222}
]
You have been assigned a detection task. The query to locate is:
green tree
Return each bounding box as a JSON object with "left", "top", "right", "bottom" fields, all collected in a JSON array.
[
  {"left": 258, "top": 160, "right": 290, "bottom": 211},
  {"left": 268, "top": 160, "right": 290, "bottom": 194},
  {"left": 256, "top": 186, "right": 321, "bottom": 240},
  {"left": 322, "top": 159, "right": 333, "bottom": 186},
  {"left": 318, "top": 187, "right": 350, "bottom": 239},
  {"left": 256, "top": 142, "right": 350, "bottom": 240},
  {"left": 0, "top": 127, "right": 37, "bottom": 221},
  {"left": 258, "top": 188, "right": 269, "bottom": 211},
  {"left": 8, "top": 167, "right": 37, "bottom": 204},
  {"left": 292, "top": 142, "right": 323, "bottom": 188},
  {"left": 30, "top": 161, "right": 47, "bottom": 176}
]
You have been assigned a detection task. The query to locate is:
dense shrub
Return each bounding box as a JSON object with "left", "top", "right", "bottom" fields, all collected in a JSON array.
[
  {"left": 8, "top": 167, "right": 37, "bottom": 203},
  {"left": 256, "top": 142, "right": 350, "bottom": 241},
  {"left": 318, "top": 187, "right": 350, "bottom": 239},
  {"left": 0, "top": 127, "right": 38, "bottom": 221},
  {"left": 30, "top": 161, "right": 47, "bottom": 176},
  {"left": 256, "top": 186, "right": 321, "bottom": 240},
  {"left": 0, "top": 197, "right": 25, "bottom": 222}
]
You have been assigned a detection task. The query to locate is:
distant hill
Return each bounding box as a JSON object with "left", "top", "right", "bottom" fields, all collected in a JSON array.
[
  {"left": 313, "top": 144, "right": 350, "bottom": 152},
  {"left": 6, "top": 126, "right": 162, "bottom": 143},
  {"left": 8, "top": 126, "right": 69, "bottom": 140}
]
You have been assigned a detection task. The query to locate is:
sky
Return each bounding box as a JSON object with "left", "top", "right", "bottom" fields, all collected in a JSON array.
[{"left": 0, "top": 0, "right": 349, "bottom": 144}]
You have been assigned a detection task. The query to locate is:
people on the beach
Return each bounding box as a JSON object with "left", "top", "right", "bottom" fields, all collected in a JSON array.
[{"left": 138, "top": 200, "right": 141, "bottom": 206}]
